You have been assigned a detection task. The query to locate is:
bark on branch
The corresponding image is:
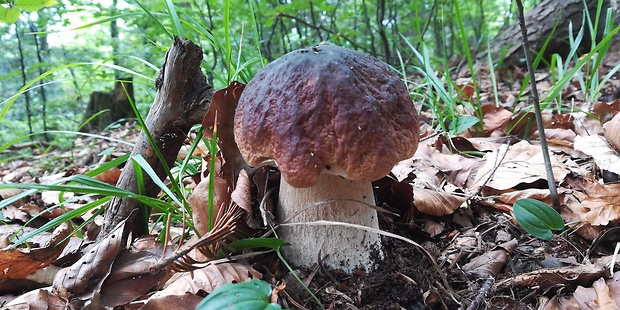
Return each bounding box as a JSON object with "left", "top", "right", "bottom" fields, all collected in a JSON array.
[
  {"left": 485, "top": 0, "right": 613, "bottom": 66},
  {"left": 101, "top": 37, "right": 215, "bottom": 238}
]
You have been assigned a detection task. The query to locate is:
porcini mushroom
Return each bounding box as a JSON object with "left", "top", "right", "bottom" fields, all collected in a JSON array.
[{"left": 234, "top": 44, "right": 419, "bottom": 273}]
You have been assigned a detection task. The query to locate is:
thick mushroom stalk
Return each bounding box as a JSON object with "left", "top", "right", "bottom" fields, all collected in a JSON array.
[
  {"left": 234, "top": 44, "right": 419, "bottom": 273},
  {"left": 278, "top": 174, "right": 382, "bottom": 273}
]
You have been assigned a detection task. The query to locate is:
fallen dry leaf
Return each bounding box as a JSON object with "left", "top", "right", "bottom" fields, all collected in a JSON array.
[
  {"left": 53, "top": 218, "right": 126, "bottom": 297},
  {"left": 574, "top": 273, "right": 619, "bottom": 310},
  {"left": 574, "top": 134, "right": 620, "bottom": 175},
  {"left": 462, "top": 239, "right": 517, "bottom": 279},
  {"left": 150, "top": 262, "right": 261, "bottom": 300},
  {"left": 603, "top": 112, "right": 620, "bottom": 150},
  {"left": 201, "top": 81, "right": 248, "bottom": 182},
  {"left": 478, "top": 188, "right": 568, "bottom": 212},
  {"left": 413, "top": 187, "right": 465, "bottom": 216},
  {"left": 189, "top": 173, "right": 231, "bottom": 236},
  {"left": 4, "top": 287, "right": 66, "bottom": 310},
  {"left": 480, "top": 104, "right": 513, "bottom": 136},
  {"left": 494, "top": 264, "right": 609, "bottom": 292},
  {"left": 578, "top": 183, "right": 620, "bottom": 226},
  {"left": 472, "top": 141, "right": 569, "bottom": 191},
  {"left": 0, "top": 223, "right": 70, "bottom": 281},
  {"left": 141, "top": 293, "right": 204, "bottom": 310}
]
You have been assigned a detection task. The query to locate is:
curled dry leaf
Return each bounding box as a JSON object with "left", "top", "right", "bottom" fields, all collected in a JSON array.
[
  {"left": 141, "top": 293, "right": 204, "bottom": 310},
  {"left": 0, "top": 187, "right": 28, "bottom": 207},
  {"left": 472, "top": 141, "right": 569, "bottom": 191},
  {"left": 4, "top": 287, "right": 65, "bottom": 310},
  {"left": 574, "top": 272, "right": 620, "bottom": 310},
  {"left": 93, "top": 167, "right": 121, "bottom": 185},
  {"left": 150, "top": 262, "right": 261, "bottom": 300},
  {"left": 603, "top": 112, "right": 620, "bottom": 150},
  {"left": 574, "top": 134, "right": 620, "bottom": 175},
  {"left": 532, "top": 128, "right": 577, "bottom": 148},
  {"left": 462, "top": 239, "right": 517, "bottom": 279},
  {"left": 230, "top": 169, "right": 251, "bottom": 214},
  {"left": 201, "top": 82, "right": 248, "bottom": 182},
  {"left": 413, "top": 188, "right": 465, "bottom": 216},
  {"left": 478, "top": 188, "right": 568, "bottom": 212},
  {"left": 0, "top": 222, "right": 71, "bottom": 281},
  {"left": 189, "top": 175, "right": 230, "bottom": 236},
  {"left": 494, "top": 264, "right": 609, "bottom": 292},
  {"left": 480, "top": 104, "right": 513, "bottom": 136},
  {"left": 230, "top": 169, "right": 261, "bottom": 229},
  {"left": 53, "top": 218, "right": 126, "bottom": 296},
  {"left": 463, "top": 249, "right": 507, "bottom": 278},
  {"left": 97, "top": 236, "right": 172, "bottom": 308},
  {"left": 593, "top": 100, "right": 620, "bottom": 124},
  {"left": 579, "top": 183, "right": 620, "bottom": 226}
]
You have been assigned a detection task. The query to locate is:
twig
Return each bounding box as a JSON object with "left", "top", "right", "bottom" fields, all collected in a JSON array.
[
  {"left": 466, "top": 277, "right": 495, "bottom": 310},
  {"left": 515, "top": 0, "right": 560, "bottom": 209},
  {"left": 275, "top": 12, "right": 369, "bottom": 55}
]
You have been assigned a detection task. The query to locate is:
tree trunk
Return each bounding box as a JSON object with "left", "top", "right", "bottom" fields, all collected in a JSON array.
[
  {"left": 100, "top": 37, "right": 215, "bottom": 239},
  {"left": 485, "top": 0, "right": 614, "bottom": 66},
  {"left": 80, "top": 78, "right": 135, "bottom": 132}
]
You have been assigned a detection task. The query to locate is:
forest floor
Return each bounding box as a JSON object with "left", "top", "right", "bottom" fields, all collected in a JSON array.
[{"left": 1, "top": 39, "right": 620, "bottom": 309}]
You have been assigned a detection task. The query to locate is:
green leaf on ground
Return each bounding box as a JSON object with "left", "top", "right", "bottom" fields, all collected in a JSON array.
[
  {"left": 513, "top": 198, "right": 564, "bottom": 240},
  {"left": 196, "top": 279, "right": 281, "bottom": 310}
]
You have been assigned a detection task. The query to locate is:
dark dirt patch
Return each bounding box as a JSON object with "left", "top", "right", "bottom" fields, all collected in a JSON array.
[{"left": 254, "top": 201, "right": 618, "bottom": 310}]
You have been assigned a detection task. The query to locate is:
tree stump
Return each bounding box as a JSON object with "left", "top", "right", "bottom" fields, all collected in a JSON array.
[
  {"left": 80, "top": 77, "right": 135, "bottom": 132},
  {"left": 100, "top": 37, "right": 215, "bottom": 238},
  {"left": 485, "top": 0, "right": 615, "bottom": 66}
]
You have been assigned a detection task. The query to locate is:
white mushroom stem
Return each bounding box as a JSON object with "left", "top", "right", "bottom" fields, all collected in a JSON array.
[{"left": 277, "top": 174, "right": 384, "bottom": 273}]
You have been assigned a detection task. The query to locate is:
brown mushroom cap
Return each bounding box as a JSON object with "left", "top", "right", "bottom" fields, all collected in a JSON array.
[{"left": 234, "top": 44, "right": 419, "bottom": 188}]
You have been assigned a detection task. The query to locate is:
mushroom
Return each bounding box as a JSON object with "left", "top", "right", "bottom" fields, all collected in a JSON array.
[{"left": 234, "top": 44, "right": 419, "bottom": 273}]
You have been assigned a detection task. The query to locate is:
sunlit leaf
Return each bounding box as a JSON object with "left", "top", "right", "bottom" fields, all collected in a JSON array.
[
  {"left": 0, "top": 6, "right": 20, "bottom": 24},
  {"left": 14, "top": 0, "right": 57, "bottom": 12},
  {"left": 450, "top": 115, "right": 480, "bottom": 134}
]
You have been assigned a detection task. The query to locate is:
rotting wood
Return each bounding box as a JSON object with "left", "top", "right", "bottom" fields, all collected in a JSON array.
[
  {"left": 100, "top": 37, "right": 215, "bottom": 239},
  {"left": 484, "top": 0, "right": 614, "bottom": 66}
]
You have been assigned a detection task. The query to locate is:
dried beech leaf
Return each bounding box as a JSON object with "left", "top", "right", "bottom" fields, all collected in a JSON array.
[
  {"left": 472, "top": 141, "right": 569, "bottom": 191},
  {"left": 413, "top": 188, "right": 465, "bottom": 216},
  {"left": 98, "top": 236, "right": 171, "bottom": 307},
  {"left": 574, "top": 134, "right": 620, "bottom": 175},
  {"left": 53, "top": 218, "right": 126, "bottom": 295},
  {"left": 421, "top": 221, "right": 444, "bottom": 237},
  {"left": 0, "top": 187, "right": 28, "bottom": 207},
  {"left": 5, "top": 287, "right": 65, "bottom": 309},
  {"left": 478, "top": 188, "right": 568, "bottom": 212},
  {"left": 141, "top": 293, "right": 204, "bottom": 310},
  {"left": 480, "top": 104, "right": 513, "bottom": 135},
  {"left": 603, "top": 112, "right": 620, "bottom": 150},
  {"left": 579, "top": 183, "right": 620, "bottom": 226},
  {"left": 574, "top": 277, "right": 618, "bottom": 309},
  {"left": 494, "top": 264, "right": 608, "bottom": 292},
  {"left": 593, "top": 100, "right": 620, "bottom": 124},
  {"left": 189, "top": 175, "right": 231, "bottom": 236},
  {"left": 150, "top": 262, "right": 261, "bottom": 300},
  {"left": 0, "top": 223, "right": 70, "bottom": 281},
  {"left": 231, "top": 169, "right": 252, "bottom": 214},
  {"left": 93, "top": 167, "right": 121, "bottom": 185},
  {"left": 462, "top": 249, "right": 507, "bottom": 278},
  {"left": 201, "top": 82, "right": 248, "bottom": 181}
]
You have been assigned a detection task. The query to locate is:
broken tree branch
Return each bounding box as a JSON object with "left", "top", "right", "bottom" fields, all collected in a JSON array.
[{"left": 101, "top": 37, "right": 216, "bottom": 238}]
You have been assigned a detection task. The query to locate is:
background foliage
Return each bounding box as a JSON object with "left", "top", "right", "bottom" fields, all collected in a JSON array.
[{"left": 0, "top": 0, "right": 539, "bottom": 148}]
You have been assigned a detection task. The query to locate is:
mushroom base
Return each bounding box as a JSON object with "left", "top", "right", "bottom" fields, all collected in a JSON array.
[{"left": 277, "top": 174, "right": 384, "bottom": 274}]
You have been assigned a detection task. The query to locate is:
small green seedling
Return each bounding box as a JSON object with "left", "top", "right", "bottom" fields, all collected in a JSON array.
[
  {"left": 513, "top": 198, "right": 564, "bottom": 240},
  {"left": 195, "top": 279, "right": 282, "bottom": 310}
]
